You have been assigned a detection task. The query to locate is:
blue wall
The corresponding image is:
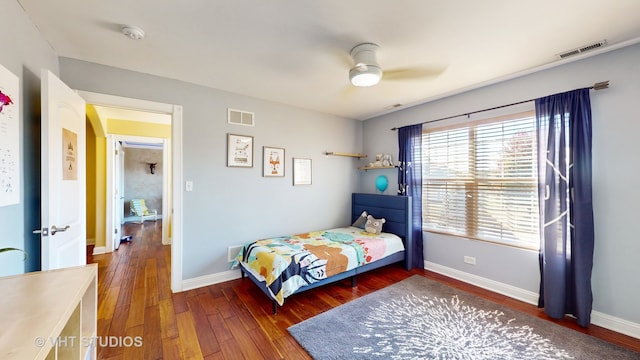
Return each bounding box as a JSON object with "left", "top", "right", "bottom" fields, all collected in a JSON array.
[
  {"left": 361, "top": 43, "right": 640, "bottom": 330},
  {"left": 59, "top": 58, "right": 363, "bottom": 279},
  {"left": 0, "top": 0, "right": 58, "bottom": 276}
]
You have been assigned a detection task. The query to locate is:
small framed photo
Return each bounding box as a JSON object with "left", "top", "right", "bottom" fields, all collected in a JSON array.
[
  {"left": 263, "top": 146, "right": 285, "bottom": 177},
  {"left": 293, "top": 158, "right": 312, "bottom": 185},
  {"left": 227, "top": 134, "right": 253, "bottom": 167}
]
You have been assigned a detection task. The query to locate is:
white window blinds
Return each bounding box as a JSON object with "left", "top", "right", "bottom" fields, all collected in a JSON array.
[{"left": 422, "top": 111, "right": 539, "bottom": 249}]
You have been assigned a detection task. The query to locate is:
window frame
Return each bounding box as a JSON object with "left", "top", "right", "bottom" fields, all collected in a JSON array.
[{"left": 421, "top": 109, "right": 540, "bottom": 250}]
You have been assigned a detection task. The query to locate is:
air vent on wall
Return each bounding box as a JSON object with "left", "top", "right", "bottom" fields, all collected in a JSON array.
[
  {"left": 227, "top": 245, "right": 244, "bottom": 262},
  {"left": 558, "top": 40, "right": 608, "bottom": 59},
  {"left": 228, "top": 108, "right": 254, "bottom": 127}
]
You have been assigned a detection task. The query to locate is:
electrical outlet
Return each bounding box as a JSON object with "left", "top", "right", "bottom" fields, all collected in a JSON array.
[{"left": 463, "top": 256, "right": 476, "bottom": 265}]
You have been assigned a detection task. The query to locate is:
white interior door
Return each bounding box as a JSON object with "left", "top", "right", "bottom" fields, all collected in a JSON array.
[
  {"left": 40, "top": 70, "right": 86, "bottom": 270},
  {"left": 112, "top": 139, "right": 124, "bottom": 251},
  {"left": 118, "top": 143, "right": 125, "bottom": 225}
]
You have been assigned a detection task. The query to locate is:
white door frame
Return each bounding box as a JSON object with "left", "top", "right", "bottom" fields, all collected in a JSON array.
[
  {"left": 78, "top": 91, "right": 183, "bottom": 293},
  {"left": 110, "top": 138, "right": 124, "bottom": 252}
]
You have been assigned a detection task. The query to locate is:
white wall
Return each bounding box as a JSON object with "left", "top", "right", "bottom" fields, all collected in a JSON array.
[
  {"left": 361, "top": 43, "right": 640, "bottom": 330},
  {"left": 58, "top": 58, "right": 364, "bottom": 279},
  {"left": 0, "top": 0, "right": 59, "bottom": 276}
]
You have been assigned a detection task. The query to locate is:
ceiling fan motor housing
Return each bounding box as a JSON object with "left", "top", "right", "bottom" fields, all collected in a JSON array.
[{"left": 349, "top": 43, "right": 382, "bottom": 86}]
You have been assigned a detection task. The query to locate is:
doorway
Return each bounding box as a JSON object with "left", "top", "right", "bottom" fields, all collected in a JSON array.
[
  {"left": 80, "top": 90, "right": 184, "bottom": 293},
  {"left": 108, "top": 135, "right": 169, "bottom": 251},
  {"left": 119, "top": 138, "right": 165, "bottom": 225}
]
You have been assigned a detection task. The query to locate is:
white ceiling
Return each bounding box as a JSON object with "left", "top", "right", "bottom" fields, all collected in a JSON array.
[{"left": 18, "top": 0, "right": 640, "bottom": 120}]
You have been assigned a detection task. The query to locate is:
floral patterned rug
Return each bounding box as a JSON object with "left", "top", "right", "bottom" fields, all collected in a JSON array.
[{"left": 288, "top": 275, "right": 638, "bottom": 359}]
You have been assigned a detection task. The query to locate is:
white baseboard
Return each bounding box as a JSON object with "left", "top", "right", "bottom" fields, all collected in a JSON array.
[
  {"left": 424, "top": 260, "right": 539, "bottom": 305},
  {"left": 591, "top": 310, "right": 640, "bottom": 339},
  {"left": 424, "top": 260, "right": 640, "bottom": 340},
  {"left": 92, "top": 246, "right": 106, "bottom": 255},
  {"left": 181, "top": 269, "right": 242, "bottom": 291}
]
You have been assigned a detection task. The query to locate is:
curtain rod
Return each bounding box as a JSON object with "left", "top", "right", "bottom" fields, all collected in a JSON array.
[{"left": 390, "top": 81, "right": 609, "bottom": 131}]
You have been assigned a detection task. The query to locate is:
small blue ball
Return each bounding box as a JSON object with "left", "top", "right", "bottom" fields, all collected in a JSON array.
[{"left": 375, "top": 175, "right": 388, "bottom": 192}]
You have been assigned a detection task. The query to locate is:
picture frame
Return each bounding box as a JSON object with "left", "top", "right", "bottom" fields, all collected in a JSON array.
[
  {"left": 293, "top": 157, "right": 312, "bottom": 185},
  {"left": 0, "top": 64, "right": 20, "bottom": 207},
  {"left": 227, "top": 133, "right": 253, "bottom": 167},
  {"left": 263, "top": 146, "right": 285, "bottom": 177}
]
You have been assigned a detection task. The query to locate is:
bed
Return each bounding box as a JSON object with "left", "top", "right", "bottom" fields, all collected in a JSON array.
[{"left": 234, "top": 193, "right": 414, "bottom": 313}]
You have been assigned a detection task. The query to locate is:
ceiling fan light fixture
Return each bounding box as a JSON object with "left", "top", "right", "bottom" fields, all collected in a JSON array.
[
  {"left": 349, "top": 43, "right": 382, "bottom": 87},
  {"left": 349, "top": 66, "right": 382, "bottom": 87}
]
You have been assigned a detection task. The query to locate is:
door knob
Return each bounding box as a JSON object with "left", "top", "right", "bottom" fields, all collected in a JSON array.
[{"left": 50, "top": 225, "right": 70, "bottom": 236}]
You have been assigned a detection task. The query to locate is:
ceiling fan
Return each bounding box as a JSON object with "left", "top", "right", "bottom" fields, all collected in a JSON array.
[{"left": 348, "top": 42, "right": 444, "bottom": 87}]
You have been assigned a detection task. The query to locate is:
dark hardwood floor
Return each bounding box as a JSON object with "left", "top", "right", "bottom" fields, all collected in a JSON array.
[{"left": 89, "top": 221, "right": 640, "bottom": 359}]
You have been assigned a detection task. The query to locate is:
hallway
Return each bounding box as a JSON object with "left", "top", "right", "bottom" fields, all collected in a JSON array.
[{"left": 91, "top": 221, "right": 176, "bottom": 359}]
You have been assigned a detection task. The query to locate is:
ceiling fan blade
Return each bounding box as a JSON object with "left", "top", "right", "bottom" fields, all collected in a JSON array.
[
  {"left": 342, "top": 84, "right": 360, "bottom": 97},
  {"left": 382, "top": 66, "right": 447, "bottom": 81}
]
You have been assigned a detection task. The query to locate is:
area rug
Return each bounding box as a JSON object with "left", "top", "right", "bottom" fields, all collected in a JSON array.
[{"left": 288, "top": 275, "right": 639, "bottom": 359}]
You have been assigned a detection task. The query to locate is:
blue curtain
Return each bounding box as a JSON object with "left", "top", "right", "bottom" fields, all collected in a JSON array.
[
  {"left": 535, "top": 88, "right": 594, "bottom": 327},
  {"left": 398, "top": 124, "right": 424, "bottom": 269}
]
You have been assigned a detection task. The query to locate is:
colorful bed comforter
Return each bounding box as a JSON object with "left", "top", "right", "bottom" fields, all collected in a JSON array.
[{"left": 234, "top": 226, "right": 404, "bottom": 305}]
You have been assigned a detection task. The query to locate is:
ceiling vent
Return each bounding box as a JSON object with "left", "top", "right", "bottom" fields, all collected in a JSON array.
[
  {"left": 227, "top": 108, "right": 254, "bottom": 127},
  {"left": 558, "top": 40, "right": 607, "bottom": 59}
]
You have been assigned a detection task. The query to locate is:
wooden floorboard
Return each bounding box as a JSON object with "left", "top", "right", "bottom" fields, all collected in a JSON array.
[{"left": 91, "top": 221, "right": 640, "bottom": 359}]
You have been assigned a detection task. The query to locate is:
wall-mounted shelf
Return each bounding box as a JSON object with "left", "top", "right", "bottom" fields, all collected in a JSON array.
[
  {"left": 324, "top": 151, "right": 367, "bottom": 159},
  {"left": 358, "top": 165, "right": 397, "bottom": 171}
]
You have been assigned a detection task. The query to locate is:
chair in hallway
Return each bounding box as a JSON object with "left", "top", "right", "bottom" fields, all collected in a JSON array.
[{"left": 130, "top": 199, "right": 157, "bottom": 223}]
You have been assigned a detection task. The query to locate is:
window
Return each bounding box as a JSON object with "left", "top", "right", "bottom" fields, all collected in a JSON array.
[{"left": 422, "top": 111, "right": 539, "bottom": 249}]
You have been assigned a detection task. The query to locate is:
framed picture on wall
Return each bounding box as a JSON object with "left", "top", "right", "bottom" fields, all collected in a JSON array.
[
  {"left": 227, "top": 133, "right": 253, "bottom": 167},
  {"left": 0, "top": 63, "right": 20, "bottom": 207},
  {"left": 293, "top": 157, "right": 312, "bottom": 185},
  {"left": 263, "top": 146, "right": 285, "bottom": 177}
]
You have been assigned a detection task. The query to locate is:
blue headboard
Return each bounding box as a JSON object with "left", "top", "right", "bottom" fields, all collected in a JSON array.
[{"left": 351, "top": 193, "right": 413, "bottom": 268}]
